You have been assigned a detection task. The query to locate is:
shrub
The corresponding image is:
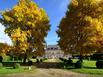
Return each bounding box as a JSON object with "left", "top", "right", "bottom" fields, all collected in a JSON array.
[
  {"left": 96, "top": 60, "right": 103, "bottom": 68},
  {"left": 59, "top": 58, "right": 67, "bottom": 62},
  {"left": 36, "top": 59, "right": 40, "bottom": 63},
  {"left": 75, "top": 60, "right": 83, "bottom": 68},
  {"left": 67, "top": 58, "right": 73, "bottom": 66},
  {"left": 0, "top": 63, "right": 3, "bottom": 69},
  {"left": 28, "top": 60, "right": 33, "bottom": 66},
  {"left": 64, "top": 59, "right": 67, "bottom": 63},
  {"left": 59, "top": 58, "right": 64, "bottom": 61},
  {"left": 59, "top": 58, "right": 70, "bottom": 68},
  {"left": 40, "top": 59, "right": 43, "bottom": 62},
  {"left": 92, "top": 53, "right": 103, "bottom": 60},
  {"left": 13, "top": 63, "right": 20, "bottom": 69},
  {"left": 0, "top": 56, "right": 3, "bottom": 63}
]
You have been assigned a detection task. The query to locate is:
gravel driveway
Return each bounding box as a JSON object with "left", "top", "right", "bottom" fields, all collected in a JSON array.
[{"left": 0, "top": 68, "right": 102, "bottom": 77}]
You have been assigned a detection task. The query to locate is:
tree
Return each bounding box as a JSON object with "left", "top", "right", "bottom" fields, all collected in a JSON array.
[
  {"left": 57, "top": 0, "right": 103, "bottom": 56},
  {"left": 0, "top": 43, "right": 13, "bottom": 62},
  {"left": 0, "top": 0, "right": 50, "bottom": 63},
  {"left": 0, "top": 43, "right": 12, "bottom": 54}
]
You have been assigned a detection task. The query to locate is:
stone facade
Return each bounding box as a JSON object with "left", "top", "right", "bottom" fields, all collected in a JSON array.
[{"left": 44, "top": 45, "right": 71, "bottom": 59}]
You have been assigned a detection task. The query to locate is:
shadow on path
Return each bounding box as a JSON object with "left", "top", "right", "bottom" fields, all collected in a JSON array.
[{"left": 33, "top": 62, "right": 64, "bottom": 68}]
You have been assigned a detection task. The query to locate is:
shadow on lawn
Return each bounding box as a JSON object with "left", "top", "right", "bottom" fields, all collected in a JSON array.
[
  {"left": 33, "top": 62, "right": 64, "bottom": 69},
  {"left": 6, "top": 67, "right": 14, "bottom": 69},
  {"left": 2, "top": 62, "right": 64, "bottom": 69},
  {"left": 83, "top": 66, "right": 97, "bottom": 69},
  {"left": 2, "top": 62, "right": 97, "bottom": 69},
  {"left": 2, "top": 62, "right": 22, "bottom": 67}
]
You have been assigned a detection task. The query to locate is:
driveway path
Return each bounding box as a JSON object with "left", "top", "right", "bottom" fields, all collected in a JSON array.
[{"left": 0, "top": 68, "right": 102, "bottom": 77}]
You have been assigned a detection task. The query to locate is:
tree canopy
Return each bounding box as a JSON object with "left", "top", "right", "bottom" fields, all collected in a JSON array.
[
  {"left": 57, "top": 0, "right": 103, "bottom": 55},
  {"left": 0, "top": 0, "right": 50, "bottom": 58},
  {"left": 0, "top": 43, "right": 12, "bottom": 54}
]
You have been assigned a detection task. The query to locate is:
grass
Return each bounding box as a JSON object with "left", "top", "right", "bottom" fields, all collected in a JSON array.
[
  {"left": 71, "top": 68, "right": 103, "bottom": 75},
  {"left": 68, "top": 59, "right": 103, "bottom": 75},
  {"left": 44, "top": 59, "right": 62, "bottom": 62},
  {"left": 1, "top": 59, "right": 103, "bottom": 75},
  {"left": 0, "top": 66, "right": 36, "bottom": 75}
]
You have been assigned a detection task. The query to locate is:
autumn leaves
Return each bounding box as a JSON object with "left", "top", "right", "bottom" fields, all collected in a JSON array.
[
  {"left": 57, "top": 0, "right": 103, "bottom": 55},
  {"left": 0, "top": 0, "right": 103, "bottom": 57},
  {"left": 0, "top": 0, "right": 50, "bottom": 57}
]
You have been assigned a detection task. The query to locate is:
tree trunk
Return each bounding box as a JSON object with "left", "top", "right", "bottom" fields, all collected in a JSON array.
[
  {"left": 23, "top": 53, "right": 27, "bottom": 64},
  {"left": 79, "top": 55, "right": 83, "bottom": 62}
]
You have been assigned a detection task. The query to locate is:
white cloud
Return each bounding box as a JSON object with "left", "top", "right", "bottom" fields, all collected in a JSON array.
[
  {"left": 0, "top": 39, "right": 6, "bottom": 43},
  {"left": 0, "top": 23, "right": 12, "bottom": 45}
]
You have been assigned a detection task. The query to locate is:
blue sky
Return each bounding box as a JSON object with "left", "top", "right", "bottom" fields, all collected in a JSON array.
[{"left": 0, "top": 0, "right": 70, "bottom": 45}]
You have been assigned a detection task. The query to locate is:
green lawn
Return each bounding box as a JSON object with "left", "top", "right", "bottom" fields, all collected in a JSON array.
[
  {"left": 44, "top": 59, "right": 62, "bottom": 62},
  {"left": 1, "top": 59, "right": 103, "bottom": 75},
  {"left": 0, "top": 66, "right": 36, "bottom": 75},
  {"left": 71, "top": 68, "right": 103, "bottom": 75},
  {"left": 69, "top": 59, "right": 103, "bottom": 75}
]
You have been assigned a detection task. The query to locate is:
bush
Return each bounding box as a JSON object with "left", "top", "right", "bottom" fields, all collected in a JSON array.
[
  {"left": 59, "top": 58, "right": 67, "bottom": 63},
  {"left": 67, "top": 58, "right": 73, "bottom": 66},
  {"left": 28, "top": 60, "right": 33, "bottom": 66},
  {"left": 75, "top": 60, "right": 83, "bottom": 68},
  {"left": 92, "top": 53, "right": 103, "bottom": 60},
  {"left": 59, "top": 58, "right": 71, "bottom": 68},
  {"left": 36, "top": 59, "right": 40, "bottom": 63},
  {"left": 96, "top": 60, "right": 103, "bottom": 68},
  {"left": 59, "top": 58, "right": 64, "bottom": 61},
  {"left": 0, "top": 63, "right": 3, "bottom": 69},
  {"left": 13, "top": 63, "right": 20, "bottom": 69},
  {"left": 40, "top": 59, "right": 43, "bottom": 62},
  {"left": 0, "top": 56, "right": 3, "bottom": 63}
]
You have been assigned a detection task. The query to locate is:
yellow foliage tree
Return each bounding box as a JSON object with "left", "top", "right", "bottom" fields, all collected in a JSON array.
[
  {"left": 0, "top": 0, "right": 50, "bottom": 63},
  {"left": 57, "top": 0, "right": 103, "bottom": 56},
  {"left": 0, "top": 43, "right": 12, "bottom": 54}
]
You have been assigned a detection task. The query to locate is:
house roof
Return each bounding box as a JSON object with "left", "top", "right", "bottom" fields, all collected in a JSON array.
[{"left": 47, "top": 45, "right": 60, "bottom": 48}]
